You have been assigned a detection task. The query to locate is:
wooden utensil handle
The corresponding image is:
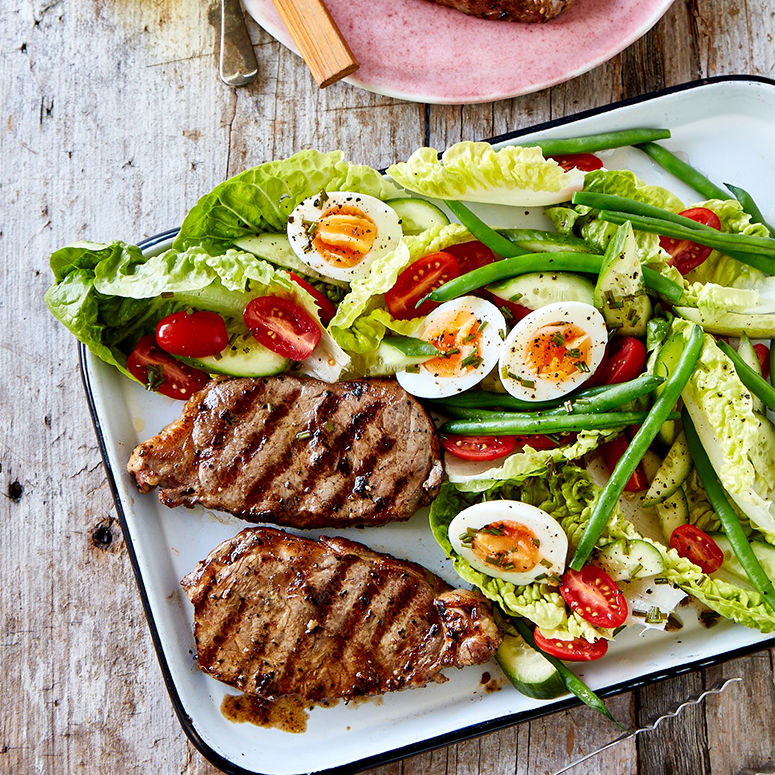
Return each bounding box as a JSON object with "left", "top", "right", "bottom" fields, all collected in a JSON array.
[{"left": 271, "top": 0, "right": 359, "bottom": 88}]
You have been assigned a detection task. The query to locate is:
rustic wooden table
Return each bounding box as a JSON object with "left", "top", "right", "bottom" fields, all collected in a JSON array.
[{"left": 3, "top": 0, "right": 775, "bottom": 773}]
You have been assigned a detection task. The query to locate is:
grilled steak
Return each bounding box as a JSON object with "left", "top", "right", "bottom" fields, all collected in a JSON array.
[
  {"left": 181, "top": 527, "right": 502, "bottom": 701},
  {"left": 428, "top": 0, "right": 576, "bottom": 22},
  {"left": 127, "top": 375, "right": 444, "bottom": 529}
]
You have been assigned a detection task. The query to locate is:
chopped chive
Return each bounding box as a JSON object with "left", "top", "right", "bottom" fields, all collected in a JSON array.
[{"left": 296, "top": 430, "right": 313, "bottom": 440}]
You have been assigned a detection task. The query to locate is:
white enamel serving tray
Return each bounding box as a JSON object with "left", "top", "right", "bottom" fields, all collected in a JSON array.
[{"left": 82, "top": 77, "right": 775, "bottom": 775}]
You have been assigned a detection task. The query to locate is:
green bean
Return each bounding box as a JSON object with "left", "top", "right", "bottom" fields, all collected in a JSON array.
[
  {"left": 717, "top": 340, "right": 775, "bottom": 414},
  {"left": 569, "top": 323, "right": 704, "bottom": 570},
  {"left": 598, "top": 210, "right": 775, "bottom": 252},
  {"left": 497, "top": 228, "right": 596, "bottom": 254},
  {"left": 432, "top": 375, "right": 661, "bottom": 413},
  {"left": 570, "top": 373, "right": 664, "bottom": 413},
  {"left": 510, "top": 617, "right": 622, "bottom": 726},
  {"left": 444, "top": 200, "right": 530, "bottom": 258},
  {"left": 682, "top": 408, "right": 775, "bottom": 613},
  {"left": 598, "top": 211, "right": 775, "bottom": 275},
  {"left": 381, "top": 336, "right": 438, "bottom": 358},
  {"left": 724, "top": 183, "right": 775, "bottom": 237},
  {"left": 636, "top": 141, "right": 730, "bottom": 201},
  {"left": 438, "top": 410, "right": 672, "bottom": 436},
  {"left": 424, "top": 253, "right": 684, "bottom": 305},
  {"left": 520, "top": 128, "right": 671, "bottom": 158}
]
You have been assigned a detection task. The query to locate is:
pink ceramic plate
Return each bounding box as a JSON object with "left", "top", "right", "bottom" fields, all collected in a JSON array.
[{"left": 242, "top": 0, "right": 675, "bottom": 104}]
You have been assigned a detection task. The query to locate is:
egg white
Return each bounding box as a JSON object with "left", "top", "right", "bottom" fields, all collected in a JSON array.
[
  {"left": 395, "top": 296, "right": 506, "bottom": 399},
  {"left": 449, "top": 500, "right": 568, "bottom": 586},
  {"left": 286, "top": 191, "right": 403, "bottom": 283},
  {"left": 499, "top": 301, "right": 607, "bottom": 402}
]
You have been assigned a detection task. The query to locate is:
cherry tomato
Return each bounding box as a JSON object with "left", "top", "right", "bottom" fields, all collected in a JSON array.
[
  {"left": 443, "top": 240, "right": 499, "bottom": 274},
  {"left": 441, "top": 435, "right": 516, "bottom": 461},
  {"left": 127, "top": 335, "right": 209, "bottom": 400},
  {"left": 484, "top": 291, "right": 533, "bottom": 325},
  {"left": 754, "top": 343, "right": 771, "bottom": 380},
  {"left": 550, "top": 153, "right": 604, "bottom": 173},
  {"left": 600, "top": 434, "right": 648, "bottom": 492},
  {"left": 243, "top": 296, "right": 321, "bottom": 360},
  {"left": 287, "top": 272, "right": 337, "bottom": 326},
  {"left": 660, "top": 207, "right": 721, "bottom": 275},
  {"left": 670, "top": 524, "right": 724, "bottom": 574},
  {"left": 560, "top": 565, "right": 628, "bottom": 628},
  {"left": 512, "top": 433, "right": 575, "bottom": 451},
  {"left": 533, "top": 629, "right": 609, "bottom": 662},
  {"left": 155, "top": 310, "right": 228, "bottom": 358},
  {"left": 385, "top": 252, "right": 460, "bottom": 320},
  {"left": 592, "top": 336, "right": 646, "bottom": 386}
]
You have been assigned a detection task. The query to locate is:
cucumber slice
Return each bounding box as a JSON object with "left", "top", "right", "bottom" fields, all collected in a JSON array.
[
  {"left": 674, "top": 306, "right": 775, "bottom": 338},
  {"left": 737, "top": 332, "right": 765, "bottom": 414},
  {"left": 710, "top": 532, "right": 775, "bottom": 583},
  {"left": 496, "top": 633, "right": 566, "bottom": 700},
  {"left": 181, "top": 332, "right": 290, "bottom": 377},
  {"left": 652, "top": 330, "right": 685, "bottom": 446},
  {"left": 595, "top": 538, "right": 666, "bottom": 580},
  {"left": 486, "top": 272, "right": 595, "bottom": 311},
  {"left": 642, "top": 430, "right": 693, "bottom": 507},
  {"left": 386, "top": 197, "right": 450, "bottom": 236},
  {"left": 593, "top": 221, "right": 652, "bottom": 336},
  {"left": 656, "top": 487, "right": 689, "bottom": 543}
]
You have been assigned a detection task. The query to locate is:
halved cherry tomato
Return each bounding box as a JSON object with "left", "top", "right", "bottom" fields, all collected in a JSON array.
[
  {"left": 660, "top": 207, "right": 721, "bottom": 275},
  {"left": 243, "top": 296, "right": 321, "bottom": 360},
  {"left": 484, "top": 291, "right": 533, "bottom": 325},
  {"left": 670, "top": 524, "right": 724, "bottom": 574},
  {"left": 600, "top": 434, "right": 648, "bottom": 492},
  {"left": 754, "top": 343, "right": 771, "bottom": 380},
  {"left": 127, "top": 335, "right": 209, "bottom": 400},
  {"left": 550, "top": 153, "right": 604, "bottom": 173},
  {"left": 560, "top": 565, "right": 628, "bottom": 628},
  {"left": 513, "top": 433, "right": 575, "bottom": 451},
  {"left": 385, "top": 252, "right": 460, "bottom": 320},
  {"left": 533, "top": 630, "right": 609, "bottom": 662},
  {"left": 441, "top": 435, "right": 516, "bottom": 461},
  {"left": 592, "top": 336, "right": 646, "bottom": 386},
  {"left": 155, "top": 310, "right": 229, "bottom": 358},
  {"left": 287, "top": 272, "right": 337, "bottom": 326},
  {"left": 443, "top": 240, "right": 499, "bottom": 274}
]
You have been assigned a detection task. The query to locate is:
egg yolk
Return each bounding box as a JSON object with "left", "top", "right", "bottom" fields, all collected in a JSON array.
[
  {"left": 421, "top": 309, "right": 483, "bottom": 378},
  {"left": 463, "top": 520, "right": 541, "bottom": 573},
  {"left": 524, "top": 322, "right": 592, "bottom": 380},
  {"left": 311, "top": 205, "right": 378, "bottom": 268}
]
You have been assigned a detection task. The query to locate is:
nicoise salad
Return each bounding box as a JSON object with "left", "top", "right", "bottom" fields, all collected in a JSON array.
[{"left": 47, "top": 129, "right": 775, "bottom": 710}]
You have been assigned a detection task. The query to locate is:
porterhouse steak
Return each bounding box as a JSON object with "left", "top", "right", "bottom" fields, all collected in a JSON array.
[
  {"left": 429, "top": 0, "right": 576, "bottom": 22},
  {"left": 127, "top": 375, "right": 444, "bottom": 529},
  {"left": 180, "top": 527, "right": 502, "bottom": 701}
]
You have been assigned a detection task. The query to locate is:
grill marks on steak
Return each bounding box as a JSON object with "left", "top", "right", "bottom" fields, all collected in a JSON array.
[
  {"left": 127, "top": 376, "right": 444, "bottom": 529},
  {"left": 181, "top": 527, "right": 501, "bottom": 701},
  {"left": 428, "top": 0, "right": 576, "bottom": 22}
]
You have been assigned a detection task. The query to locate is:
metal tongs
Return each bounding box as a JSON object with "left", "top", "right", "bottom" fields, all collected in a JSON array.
[{"left": 549, "top": 677, "right": 742, "bottom": 775}]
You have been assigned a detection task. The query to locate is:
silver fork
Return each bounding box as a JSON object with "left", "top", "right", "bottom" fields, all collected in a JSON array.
[{"left": 549, "top": 677, "right": 742, "bottom": 775}]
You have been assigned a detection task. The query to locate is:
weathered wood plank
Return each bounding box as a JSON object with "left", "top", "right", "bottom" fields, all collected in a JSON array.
[{"left": 3, "top": 0, "right": 775, "bottom": 773}]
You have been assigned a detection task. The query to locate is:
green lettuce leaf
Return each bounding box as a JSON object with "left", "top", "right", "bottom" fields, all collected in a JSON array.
[
  {"left": 386, "top": 142, "right": 585, "bottom": 206},
  {"left": 675, "top": 318, "right": 775, "bottom": 538},
  {"left": 328, "top": 222, "right": 473, "bottom": 354},
  {"left": 173, "top": 150, "right": 401, "bottom": 255}
]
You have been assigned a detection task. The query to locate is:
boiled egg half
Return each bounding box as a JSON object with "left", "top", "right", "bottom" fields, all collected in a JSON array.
[
  {"left": 396, "top": 296, "right": 506, "bottom": 399},
  {"left": 287, "top": 191, "right": 403, "bottom": 283},
  {"left": 449, "top": 500, "right": 568, "bottom": 586},
  {"left": 499, "top": 301, "right": 607, "bottom": 402}
]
